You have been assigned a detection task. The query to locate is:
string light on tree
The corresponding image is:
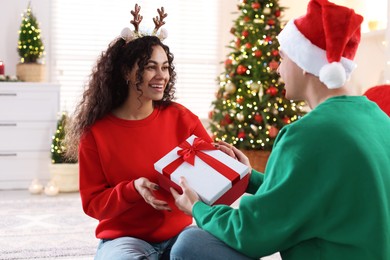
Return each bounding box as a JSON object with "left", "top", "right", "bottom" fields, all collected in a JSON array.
[{"left": 209, "top": 0, "right": 306, "bottom": 151}]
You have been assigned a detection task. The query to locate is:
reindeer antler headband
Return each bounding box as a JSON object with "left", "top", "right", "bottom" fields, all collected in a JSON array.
[{"left": 121, "top": 4, "right": 168, "bottom": 43}]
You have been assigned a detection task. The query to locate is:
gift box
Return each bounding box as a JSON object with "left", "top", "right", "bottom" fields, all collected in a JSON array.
[{"left": 154, "top": 135, "right": 250, "bottom": 205}]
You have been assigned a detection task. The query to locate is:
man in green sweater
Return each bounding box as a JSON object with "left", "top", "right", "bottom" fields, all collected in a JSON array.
[{"left": 170, "top": 0, "right": 390, "bottom": 259}]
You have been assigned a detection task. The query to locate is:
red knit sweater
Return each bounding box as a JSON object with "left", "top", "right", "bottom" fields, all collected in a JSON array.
[{"left": 79, "top": 103, "right": 212, "bottom": 242}]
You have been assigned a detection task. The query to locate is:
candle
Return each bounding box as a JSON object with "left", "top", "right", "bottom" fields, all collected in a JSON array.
[
  {"left": 0, "top": 61, "right": 4, "bottom": 75},
  {"left": 44, "top": 181, "right": 60, "bottom": 196},
  {"left": 29, "top": 179, "right": 44, "bottom": 194}
]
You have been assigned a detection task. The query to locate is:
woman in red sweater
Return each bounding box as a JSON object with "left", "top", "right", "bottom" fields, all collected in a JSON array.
[{"left": 66, "top": 5, "right": 211, "bottom": 259}]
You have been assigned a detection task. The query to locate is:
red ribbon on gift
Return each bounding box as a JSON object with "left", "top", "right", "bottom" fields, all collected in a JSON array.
[{"left": 162, "top": 137, "right": 240, "bottom": 184}]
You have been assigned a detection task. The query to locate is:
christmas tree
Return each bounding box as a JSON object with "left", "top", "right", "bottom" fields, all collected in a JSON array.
[
  {"left": 17, "top": 2, "right": 45, "bottom": 63},
  {"left": 51, "top": 113, "right": 77, "bottom": 164},
  {"left": 209, "top": 0, "right": 306, "bottom": 151}
]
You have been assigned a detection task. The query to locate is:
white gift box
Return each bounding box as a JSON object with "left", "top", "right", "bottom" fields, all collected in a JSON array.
[{"left": 154, "top": 135, "right": 250, "bottom": 205}]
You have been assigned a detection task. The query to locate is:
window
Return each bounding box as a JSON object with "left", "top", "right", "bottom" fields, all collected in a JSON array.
[{"left": 51, "top": 0, "right": 223, "bottom": 119}]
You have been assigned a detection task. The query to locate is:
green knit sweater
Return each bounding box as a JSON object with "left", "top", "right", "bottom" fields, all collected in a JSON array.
[{"left": 193, "top": 96, "right": 390, "bottom": 259}]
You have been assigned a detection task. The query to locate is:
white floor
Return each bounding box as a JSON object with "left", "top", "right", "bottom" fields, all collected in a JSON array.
[{"left": 0, "top": 189, "right": 281, "bottom": 260}]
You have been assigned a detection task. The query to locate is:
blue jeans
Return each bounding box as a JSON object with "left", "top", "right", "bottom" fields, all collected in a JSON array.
[
  {"left": 95, "top": 234, "right": 178, "bottom": 260},
  {"left": 170, "top": 226, "right": 253, "bottom": 260}
]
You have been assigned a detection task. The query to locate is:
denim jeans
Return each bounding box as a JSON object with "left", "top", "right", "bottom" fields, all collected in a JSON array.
[
  {"left": 170, "top": 226, "right": 253, "bottom": 260},
  {"left": 94, "top": 234, "right": 178, "bottom": 260}
]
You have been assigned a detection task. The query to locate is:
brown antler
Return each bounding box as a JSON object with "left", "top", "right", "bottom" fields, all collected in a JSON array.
[
  {"left": 153, "top": 7, "right": 168, "bottom": 32},
  {"left": 130, "top": 4, "right": 143, "bottom": 32}
]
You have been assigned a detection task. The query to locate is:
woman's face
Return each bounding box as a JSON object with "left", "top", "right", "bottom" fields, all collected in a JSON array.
[{"left": 128, "top": 45, "right": 170, "bottom": 102}]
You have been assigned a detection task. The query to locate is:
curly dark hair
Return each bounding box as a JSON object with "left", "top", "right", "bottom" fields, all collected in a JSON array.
[{"left": 65, "top": 36, "right": 176, "bottom": 160}]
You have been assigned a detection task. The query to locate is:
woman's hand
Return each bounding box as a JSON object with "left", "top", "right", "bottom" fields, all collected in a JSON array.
[
  {"left": 215, "top": 141, "right": 252, "bottom": 171},
  {"left": 134, "top": 177, "right": 171, "bottom": 211},
  {"left": 170, "top": 177, "right": 200, "bottom": 216}
]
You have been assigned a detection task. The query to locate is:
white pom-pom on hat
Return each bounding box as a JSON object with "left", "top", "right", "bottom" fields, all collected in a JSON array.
[{"left": 319, "top": 62, "right": 347, "bottom": 89}]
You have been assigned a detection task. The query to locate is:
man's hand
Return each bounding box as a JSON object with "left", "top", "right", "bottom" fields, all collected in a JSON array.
[
  {"left": 216, "top": 141, "right": 252, "bottom": 172},
  {"left": 170, "top": 177, "right": 200, "bottom": 216}
]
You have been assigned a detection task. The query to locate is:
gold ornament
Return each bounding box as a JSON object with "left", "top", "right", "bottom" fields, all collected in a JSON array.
[
  {"left": 250, "top": 82, "right": 260, "bottom": 91},
  {"left": 250, "top": 124, "right": 258, "bottom": 133},
  {"left": 225, "top": 82, "right": 237, "bottom": 94},
  {"left": 263, "top": 7, "right": 272, "bottom": 14},
  {"left": 236, "top": 113, "right": 245, "bottom": 121}
]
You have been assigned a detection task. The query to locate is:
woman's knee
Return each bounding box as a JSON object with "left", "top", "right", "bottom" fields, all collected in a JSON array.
[{"left": 95, "top": 237, "right": 157, "bottom": 260}]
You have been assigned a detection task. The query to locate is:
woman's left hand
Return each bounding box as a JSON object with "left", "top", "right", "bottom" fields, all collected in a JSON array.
[{"left": 170, "top": 177, "right": 200, "bottom": 216}]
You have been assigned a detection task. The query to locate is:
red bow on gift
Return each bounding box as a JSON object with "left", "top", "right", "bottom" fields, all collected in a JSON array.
[
  {"left": 177, "top": 138, "right": 215, "bottom": 166},
  {"left": 162, "top": 137, "right": 239, "bottom": 184}
]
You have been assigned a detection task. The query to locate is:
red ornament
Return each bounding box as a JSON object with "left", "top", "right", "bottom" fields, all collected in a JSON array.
[
  {"left": 235, "top": 38, "right": 241, "bottom": 48},
  {"left": 267, "top": 19, "right": 275, "bottom": 26},
  {"left": 225, "top": 114, "right": 232, "bottom": 124},
  {"left": 225, "top": 59, "right": 233, "bottom": 67},
  {"left": 244, "top": 16, "right": 251, "bottom": 22},
  {"left": 251, "top": 2, "right": 261, "bottom": 10},
  {"left": 208, "top": 110, "right": 214, "bottom": 119},
  {"left": 245, "top": 43, "right": 252, "bottom": 49},
  {"left": 236, "top": 65, "right": 247, "bottom": 75},
  {"left": 266, "top": 86, "right": 278, "bottom": 96},
  {"left": 242, "top": 30, "right": 249, "bottom": 38},
  {"left": 282, "top": 116, "right": 291, "bottom": 124},
  {"left": 254, "top": 114, "right": 263, "bottom": 123},
  {"left": 282, "top": 89, "right": 286, "bottom": 97},
  {"left": 236, "top": 96, "right": 245, "bottom": 104},
  {"left": 238, "top": 131, "right": 246, "bottom": 139},
  {"left": 269, "top": 60, "right": 279, "bottom": 70},
  {"left": 264, "top": 36, "right": 272, "bottom": 43},
  {"left": 254, "top": 50, "right": 262, "bottom": 57},
  {"left": 269, "top": 126, "right": 279, "bottom": 138},
  {"left": 272, "top": 50, "right": 279, "bottom": 56},
  {"left": 220, "top": 114, "right": 233, "bottom": 126},
  {"left": 275, "top": 10, "right": 281, "bottom": 17}
]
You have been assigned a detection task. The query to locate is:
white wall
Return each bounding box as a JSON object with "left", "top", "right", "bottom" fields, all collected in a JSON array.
[{"left": 0, "top": 0, "right": 388, "bottom": 94}]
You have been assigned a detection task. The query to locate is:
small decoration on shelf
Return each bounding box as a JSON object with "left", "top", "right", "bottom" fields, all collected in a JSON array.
[
  {"left": 0, "top": 61, "right": 4, "bottom": 75},
  {"left": 0, "top": 75, "right": 20, "bottom": 82},
  {"left": 28, "top": 179, "right": 44, "bottom": 194},
  {"left": 16, "top": 1, "right": 46, "bottom": 82}
]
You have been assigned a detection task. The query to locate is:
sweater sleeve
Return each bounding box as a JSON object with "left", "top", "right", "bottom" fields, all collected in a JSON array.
[
  {"left": 192, "top": 127, "right": 329, "bottom": 259},
  {"left": 192, "top": 119, "right": 212, "bottom": 143},
  {"left": 78, "top": 131, "right": 143, "bottom": 220},
  {"left": 245, "top": 169, "right": 264, "bottom": 194}
]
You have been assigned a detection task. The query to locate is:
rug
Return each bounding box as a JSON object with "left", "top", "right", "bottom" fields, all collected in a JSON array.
[{"left": 0, "top": 194, "right": 99, "bottom": 260}]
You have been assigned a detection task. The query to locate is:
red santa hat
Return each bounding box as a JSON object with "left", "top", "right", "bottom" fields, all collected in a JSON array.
[{"left": 277, "top": 0, "right": 363, "bottom": 89}]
